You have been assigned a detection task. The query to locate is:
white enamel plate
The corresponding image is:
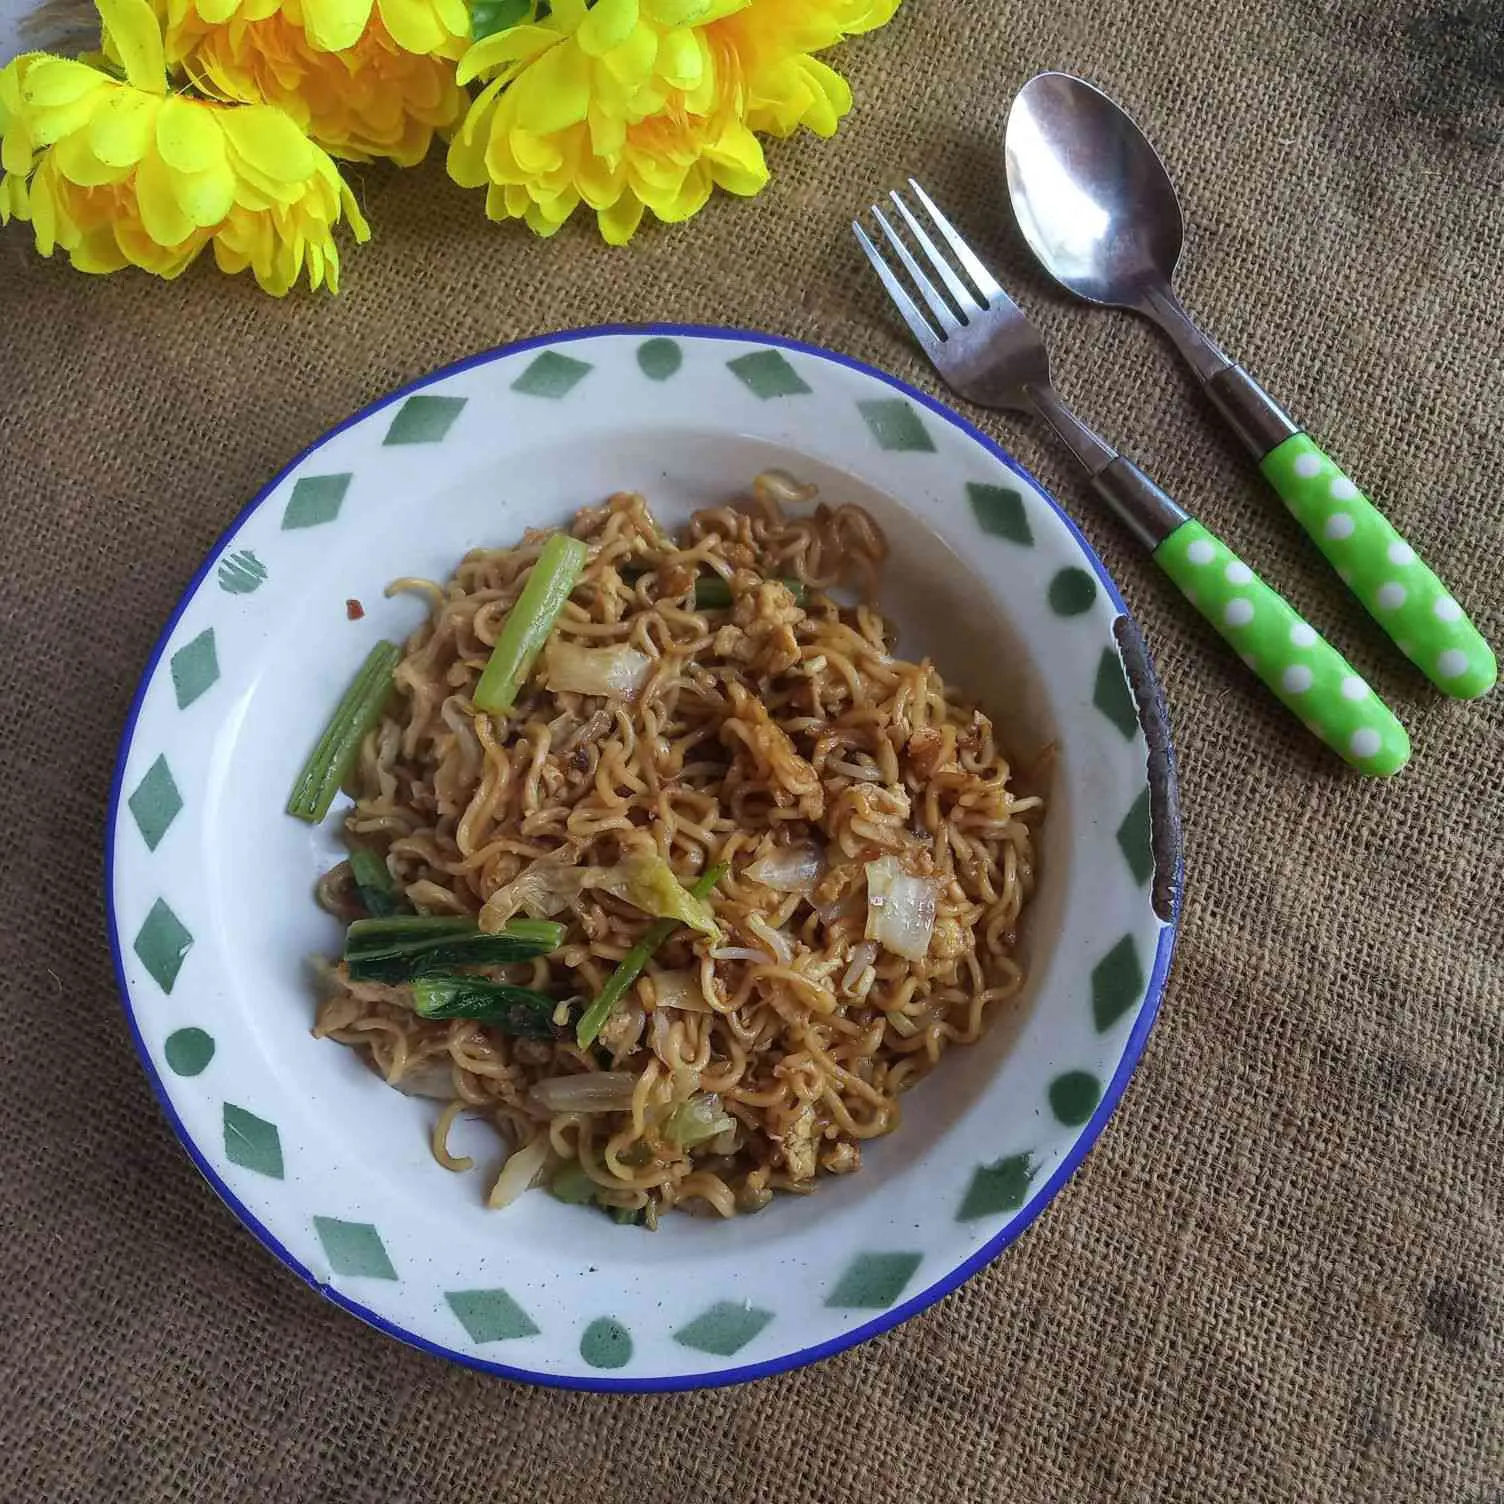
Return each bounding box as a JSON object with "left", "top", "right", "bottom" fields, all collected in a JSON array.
[{"left": 107, "top": 326, "right": 1181, "bottom": 1391}]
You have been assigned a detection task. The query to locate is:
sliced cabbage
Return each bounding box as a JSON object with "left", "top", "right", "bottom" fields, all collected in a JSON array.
[
  {"left": 744, "top": 841, "right": 825, "bottom": 893},
  {"left": 664, "top": 1092, "right": 736, "bottom": 1147},
  {"left": 650, "top": 969, "right": 712, "bottom": 1012},
  {"left": 487, "top": 1135, "right": 550, "bottom": 1209},
  {"left": 864, "top": 855, "right": 940, "bottom": 962},
  {"left": 606, "top": 853, "right": 721, "bottom": 940},
  {"left": 480, "top": 850, "right": 721, "bottom": 940},
  {"left": 529, "top": 1071, "right": 639, "bottom": 1114},
  {"left": 543, "top": 640, "right": 652, "bottom": 699}
]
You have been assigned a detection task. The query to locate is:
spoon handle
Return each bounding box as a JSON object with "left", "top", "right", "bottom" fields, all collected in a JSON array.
[
  {"left": 1258, "top": 435, "right": 1496, "bottom": 700},
  {"left": 1090, "top": 459, "right": 1411, "bottom": 775}
]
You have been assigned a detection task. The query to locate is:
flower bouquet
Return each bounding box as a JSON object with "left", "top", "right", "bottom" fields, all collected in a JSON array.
[{"left": 0, "top": 0, "right": 900, "bottom": 293}]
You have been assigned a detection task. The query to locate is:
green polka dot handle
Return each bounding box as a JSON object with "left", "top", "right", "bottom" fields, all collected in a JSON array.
[
  {"left": 1262, "top": 435, "right": 1497, "bottom": 700},
  {"left": 1156, "top": 519, "right": 1411, "bottom": 776}
]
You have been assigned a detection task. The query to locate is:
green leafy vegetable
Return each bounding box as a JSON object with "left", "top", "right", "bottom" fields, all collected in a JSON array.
[
  {"left": 348, "top": 847, "right": 404, "bottom": 918},
  {"left": 664, "top": 1092, "right": 736, "bottom": 1147},
  {"left": 547, "top": 1160, "right": 597, "bottom": 1205},
  {"left": 345, "top": 915, "right": 565, "bottom": 982},
  {"left": 576, "top": 861, "right": 728, "bottom": 1049},
  {"left": 608, "top": 1204, "right": 646, "bottom": 1226},
  {"left": 693, "top": 575, "right": 808, "bottom": 611},
  {"left": 615, "top": 852, "right": 721, "bottom": 940},
  {"left": 411, "top": 975, "right": 560, "bottom": 1036},
  {"left": 287, "top": 641, "right": 400, "bottom": 823},
  {"left": 474, "top": 533, "right": 589, "bottom": 714}
]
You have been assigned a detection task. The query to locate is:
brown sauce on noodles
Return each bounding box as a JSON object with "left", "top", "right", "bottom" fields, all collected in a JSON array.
[{"left": 313, "top": 475, "right": 1042, "bottom": 1225}]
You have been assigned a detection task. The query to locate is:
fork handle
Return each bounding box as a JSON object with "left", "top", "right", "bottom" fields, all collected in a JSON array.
[
  {"left": 1154, "top": 518, "right": 1410, "bottom": 776},
  {"left": 1087, "top": 457, "right": 1410, "bottom": 775}
]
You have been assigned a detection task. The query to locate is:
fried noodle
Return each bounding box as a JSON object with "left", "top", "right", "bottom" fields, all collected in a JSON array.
[{"left": 313, "top": 474, "right": 1042, "bottom": 1225}]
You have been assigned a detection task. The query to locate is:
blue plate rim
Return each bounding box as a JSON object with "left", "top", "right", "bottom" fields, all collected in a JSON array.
[{"left": 104, "top": 320, "right": 1183, "bottom": 1393}]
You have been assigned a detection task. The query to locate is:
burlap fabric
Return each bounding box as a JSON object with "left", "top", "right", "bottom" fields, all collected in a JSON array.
[{"left": 3, "top": 1, "right": 1501, "bottom": 1498}]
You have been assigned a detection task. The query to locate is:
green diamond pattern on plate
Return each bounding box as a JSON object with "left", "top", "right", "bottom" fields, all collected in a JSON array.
[
  {"left": 1093, "top": 646, "right": 1139, "bottom": 739},
  {"left": 1092, "top": 935, "right": 1146, "bottom": 1033},
  {"left": 223, "top": 1103, "right": 284, "bottom": 1179},
  {"left": 512, "top": 351, "right": 592, "bottom": 399},
  {"left": 446, "top": 1289, "right": 539, "bottom": 1343},
  {"left": 127, "top": 754, "right": 181, "bottom": 851},
  {"left": 1048, "top": 567, "right": 1098, "bottom": 617},
  {"left": 858, "top": 399, "right": 935, "bottom": 453},
  {"left": 164, "top": 1027, "right": 214, "bottom": 1077},
  {"left": 1049, "top": 1071, "right": 1102, "bottom": 1128},
  {"left": 217, "top": 550, "right": 267, "bottom": 594},
  {"left": 313, "top": 1216, "right": 397, "bottom": 1280},
  {"left": 384, "top": 394, "right": 466, "bottom": 444},
  {"left": 170, "top": 629, "right": 218, "bottom": 709},
  {"left": 826, "top": 1252, "right": 922, "bottom": 1309},
  {"left": 726, "top": 348, "right": 810, "bottom": 399},
  {"left": 636, "top": 337, "right": 682, "bottom": 381},
  {"left": 968, "top": 482, "right": 1033, "bottom": 545},
  {"left": 674, "top": 1302, "right": 773, "bottom": 1357},
  {"left": 133, "top": 898, "right": 193, "bottom": 994},
  {"left": 1116, "top": 788, "right": 1154, "bottom": 887},
  {"left": 958, "top": 1154, "right": 1034, "bottom": 1222},
  {"left": 281, "top": 473, "right": 351, "bottom": 529},
  {"left": 580, "top": 1317, "right": 632, "bottom": 1369}
]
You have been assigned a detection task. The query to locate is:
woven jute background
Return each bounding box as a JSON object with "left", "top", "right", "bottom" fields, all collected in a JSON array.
[{"left": 2, "top": 1, "right": 1501, "bottom": 1499}]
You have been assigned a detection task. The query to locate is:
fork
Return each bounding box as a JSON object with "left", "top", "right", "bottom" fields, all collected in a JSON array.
[{"left": 854, "top": 181, "right": 1410, "bottom": 778}]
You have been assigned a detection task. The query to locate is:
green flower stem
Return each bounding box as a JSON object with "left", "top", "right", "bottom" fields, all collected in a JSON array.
[
  {"left": 1261, "top": 435, "right": 1496, "bottom": 700},
  {"left": 1155, "top": 520, "right": 1410, "bottom": 777}
]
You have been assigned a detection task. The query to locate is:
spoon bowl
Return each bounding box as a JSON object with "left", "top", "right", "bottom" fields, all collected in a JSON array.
[
  {"left": 1006, "top": 73, "right": 1186, "bottom": 311},
  {"left": 1004, "top": 70, "right": 1498, "bottom": 702}
]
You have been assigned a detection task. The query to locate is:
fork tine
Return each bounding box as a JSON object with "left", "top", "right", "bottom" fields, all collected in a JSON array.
[
  {"left": 852, "top": 220, "right": 943, "bottom": 355},
  {"left": 869, "top": 205, "right": 960, "bottom": 335},
  {"left": 907, "top": 178, "right": 1003, "bottom": 303},
  {"left": 889, "top": 190, "right": 982, "bottom": 318}
]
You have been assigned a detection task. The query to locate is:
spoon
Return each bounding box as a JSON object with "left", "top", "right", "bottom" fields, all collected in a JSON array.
[{"left": 1005, "top": 72, "right": 1496, "bottom": 701}]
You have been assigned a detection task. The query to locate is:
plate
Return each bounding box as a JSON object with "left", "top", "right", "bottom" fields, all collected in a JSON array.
[{"left": 107, "top": 325, "right": 1181, "bottom": 1391}]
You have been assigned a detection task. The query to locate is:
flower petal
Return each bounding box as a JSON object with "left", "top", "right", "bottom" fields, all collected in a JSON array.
[
  {"left": 586, "top": 101, "right": 626, "bottom": 160},
  {"left": 134, "top": 148, "right": 196, "bottom": 244},
  {"left": 703, "top": 117, "right": 766, "bottom": 196},
  {"left": 522, "top": 187, "right": 578, "bottom": 236},
  {"left": 505, "top": 37, "right": 591, "bottom": 134},
  {"left": 95, "top": 0, "right": 166, "bottom": 94},
  {"left": 577, "top": 0, "right": 638, "bottom": 57},
  {"left": 643, "top": 0, "right": 746, "bottom": 21},
  {"left": 653, "top": 26, "right": 703, "bottom": 91},
  {"left": 17, "top": 58, "right": 110, "bottom": 110},
  {"left": 220, "top": 105, "right": 317, "bottom": 182},
  {"left": 155, "top": 94, "right": 227, "bottom": 175},
  {"left": 174, "top": 160, "right": 237, "bottom": 225},
  {"left": 87, "top": 87, "right": 158, "bottom": 168},
  {"left": 53, "top": 128, "right": 136, "bottom": 186},
  {"left": 300, "top": 0, "right": 373, "bottom": 53},
  {"left": 597, "top": 188, "right": 644, "bottom": 244},
  {"left": 376, "top": 0, "right": 446, "bottom": 56},
  {"left": 28, "top": 165, "right": 57, "bottom": 253},
  {"left": 69, "top": 223, "right": 130, "bottom": 273},
  {"left": 456, "top": 25, "right": 558, "bottom": 87},
  {"left": 508, "top": 126, "right": 563, "bottom": 175}
]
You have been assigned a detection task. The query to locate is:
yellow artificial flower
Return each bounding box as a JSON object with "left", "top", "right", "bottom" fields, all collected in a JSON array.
[
  {"left": 152, "top": 0, "right": 468, "bottom": 166},
  {"left": 162, "top": 0, "right": 469, "bottom": 59},
  {"left": 0, "top": 0, "right": 369, "bottom": 292},
  {"left": 446, "top": 0, "right": 901, "bottom": 244}
]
